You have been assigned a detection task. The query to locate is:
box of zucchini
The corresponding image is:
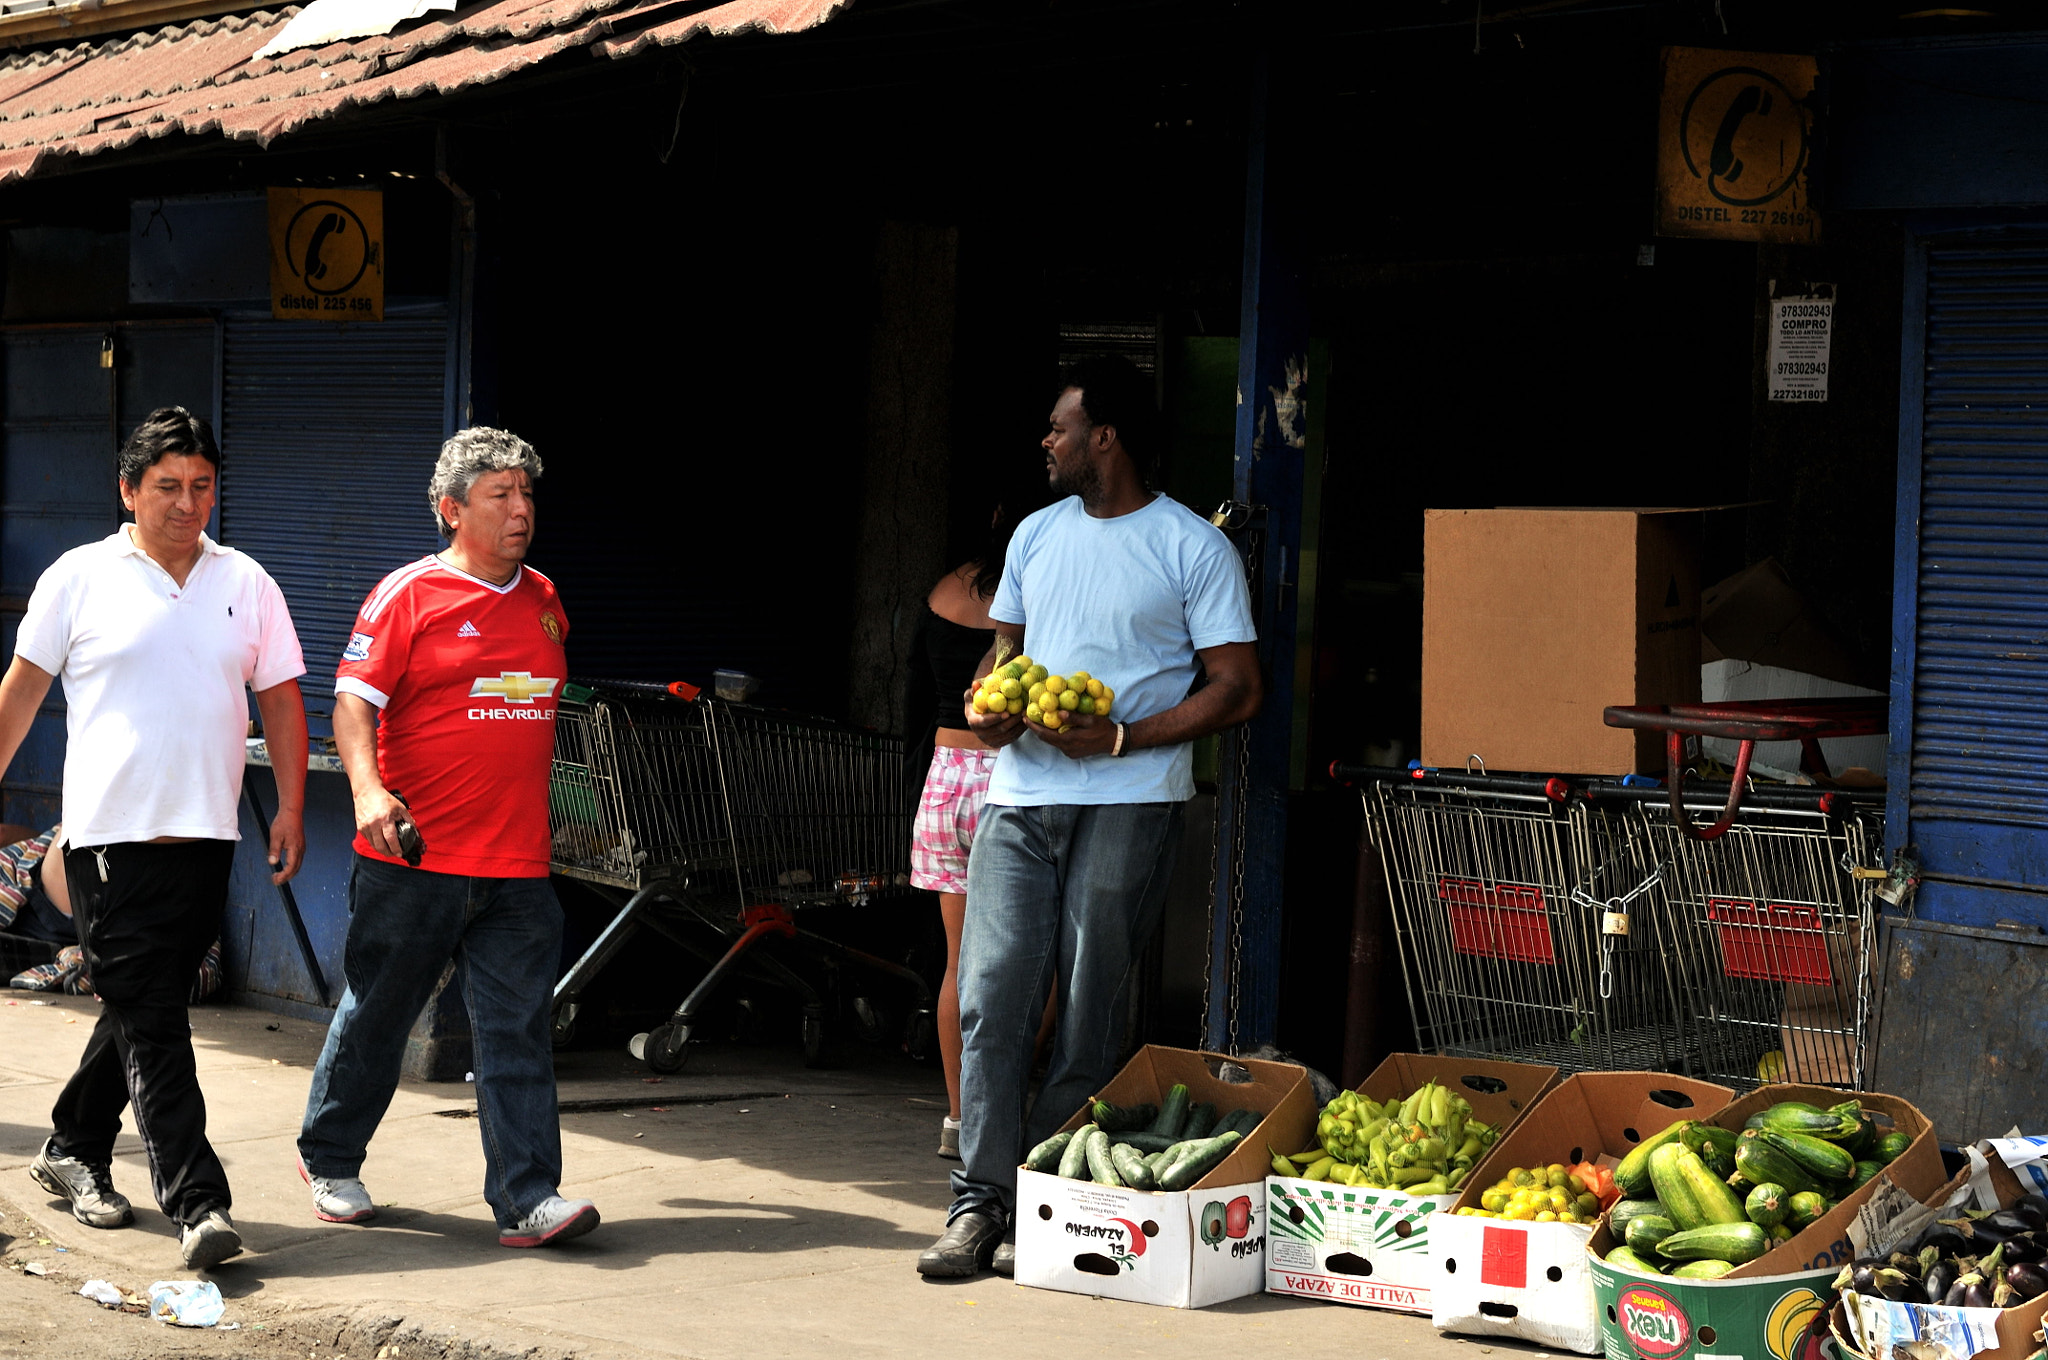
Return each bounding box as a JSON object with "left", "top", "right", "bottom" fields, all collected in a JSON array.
[
  {"left": 1428, "top": 1071, "right": 1736, "bottom": 1354},
  {"left": 1013, "top": 1045, "right": 1315, "bottom": 1309},
  {"left": 1582, "top": 1085, "right": 1948, "bottom": 1360},
  {"left": 1264, "top": 1053, "right": 1562, "bottom": 1314}
]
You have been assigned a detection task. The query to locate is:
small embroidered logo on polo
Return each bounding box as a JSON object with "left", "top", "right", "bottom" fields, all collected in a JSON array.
[{"left": 457, "top": 620, "right": 481, "bottom": 638}]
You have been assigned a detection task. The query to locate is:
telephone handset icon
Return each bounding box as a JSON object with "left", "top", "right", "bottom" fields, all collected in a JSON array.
[
  {"left": 302, "top": 212, "right": 345, "bottom": 283},
  {"left": 1709, "top": 85, "right": 1770, "bottom": 187}
]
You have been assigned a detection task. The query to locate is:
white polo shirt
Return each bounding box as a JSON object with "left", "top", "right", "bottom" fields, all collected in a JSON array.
[{"left": 14, "top": 527, "right": 305, "bottom": 848}]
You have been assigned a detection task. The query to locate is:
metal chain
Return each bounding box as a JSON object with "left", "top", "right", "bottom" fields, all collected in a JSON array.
[
  {"left": 1570, "top": 862, "right": 1664, "bottom": 1002},
  {"left": 1199, "top": 506, "right": 1261, "bottom": 1053}
]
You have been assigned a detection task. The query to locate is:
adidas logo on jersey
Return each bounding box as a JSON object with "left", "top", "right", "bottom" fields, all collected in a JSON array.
[{"left": 457, "top": 620, "right": 481, "bottom": 638}]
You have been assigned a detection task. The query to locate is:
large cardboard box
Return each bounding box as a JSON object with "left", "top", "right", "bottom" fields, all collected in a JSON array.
[
  {"left": 1584, "top": 1087, "right": 1949, "bottom": 1360},
  {"left": 1014, "top": 1046, "right": 1315, "bottom": 1309},
  {"left": 1265, "top": 1054, "right": 1561, "bottom": 1314},
  {"left": 1430, "top": 1071, "right": 1735, "bottom": 1353},
  {"left": 1422, "top": 507, "right": 1706, "bottom": 775}
]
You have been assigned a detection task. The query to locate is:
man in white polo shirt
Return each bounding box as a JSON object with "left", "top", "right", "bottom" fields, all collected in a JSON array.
[{"left": 0, "top": 407, "right": 307, "bottom": 1271}]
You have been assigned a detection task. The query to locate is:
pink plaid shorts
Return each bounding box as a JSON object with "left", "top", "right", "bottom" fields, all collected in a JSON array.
[{"left": 909, "top": 745, "right": 999, "bottom": 893}]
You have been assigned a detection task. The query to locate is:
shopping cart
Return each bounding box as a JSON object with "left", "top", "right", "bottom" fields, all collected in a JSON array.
[
  {"left": 1359, "top": 768, "right": 1695, "bottom": 1076},
  {"left": 547, "top": 679, "right": 932, "bottom": 1073},
  {"left": 1599, "top": 788, "right": 1884, "bottom": 1090}
]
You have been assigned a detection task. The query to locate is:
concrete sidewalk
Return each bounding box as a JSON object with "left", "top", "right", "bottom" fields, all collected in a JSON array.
[{"left": 0, "top": 993, "right": 1503, "bottom": 1360}]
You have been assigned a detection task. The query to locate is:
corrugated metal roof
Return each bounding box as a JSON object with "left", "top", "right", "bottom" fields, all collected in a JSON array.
[{"left": 0, "top": 0, "right": 848, "bottom": 184}]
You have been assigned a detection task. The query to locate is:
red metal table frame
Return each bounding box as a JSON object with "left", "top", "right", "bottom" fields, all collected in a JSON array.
[{"left": 1602, "top": 697, "right": 1887, "bottom": 840}]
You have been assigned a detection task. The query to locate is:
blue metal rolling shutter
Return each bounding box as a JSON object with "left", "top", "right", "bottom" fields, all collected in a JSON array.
[
  {"left": 1909, "top": 245, "right": 2048, "bottom": 900},
  {"left": 217, "top": 308, "right": 449, "bottom": 714}
]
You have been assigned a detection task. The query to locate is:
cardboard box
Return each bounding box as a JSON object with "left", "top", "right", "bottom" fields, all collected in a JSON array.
[
  {"left": 1430, "top": 1071, "right": 1735, "bottom": 1353},
  {"left": 1014, "top": 1046, "right": 1314, "bottom": 1309},
  {"left": 1833, "top": 1146, "right": 2048, "bottom": 1360},
  {"left": 1584, "top": 1087, "right": 1951, "bottom": 1360},
  {"left": 1422, "top": 507, "right": 1707, "bottom": 775},
  {"left": 1266, "top": 1054, "right": 1561, "bottom": 1313}
]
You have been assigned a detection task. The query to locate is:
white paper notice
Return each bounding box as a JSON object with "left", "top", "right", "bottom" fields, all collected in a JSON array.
[{"left": 1768, "top": 291, "right": 1834, "bottom": 402}]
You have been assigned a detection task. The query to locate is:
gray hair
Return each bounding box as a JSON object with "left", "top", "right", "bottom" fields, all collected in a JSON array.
[{"left": 429, "top": 427, "right": 543, "bottom": 537}]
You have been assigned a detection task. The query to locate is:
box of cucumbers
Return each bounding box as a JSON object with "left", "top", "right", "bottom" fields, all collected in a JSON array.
[
  {"left": 1585, "top": 1085, "right": 1948, "bottom": 1360},
  {"left": 1013, "top": 1045, "right": 1319, "bottom": 1310},
  {"left": 1264, "top": 1054, "right": 1560, "bottom": 1314}
]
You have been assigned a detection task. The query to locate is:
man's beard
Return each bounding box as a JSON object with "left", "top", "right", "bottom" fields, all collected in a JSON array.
[{"left": 1049, "top": 442, "right": 1101, "bottom": 500}]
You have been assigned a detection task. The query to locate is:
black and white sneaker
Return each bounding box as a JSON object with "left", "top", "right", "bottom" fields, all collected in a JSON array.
[
  {"left": 29, "top": 1139, "right": 133, "bottom": 1229},
  {"left": 180, "top": 1209, "right": 243, "bottom": 1269}
]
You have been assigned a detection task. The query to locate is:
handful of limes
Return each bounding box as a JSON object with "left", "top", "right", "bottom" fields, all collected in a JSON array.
[{"left": 971, "top": 657, "right": 1116, "bottom": 732}]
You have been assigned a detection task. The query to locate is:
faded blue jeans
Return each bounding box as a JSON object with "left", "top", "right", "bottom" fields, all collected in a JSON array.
[
  {"left": 298, "top": 854, "right": 565, "bottom": 1229},
  {"left": 949, "top": 801, "right": 1185, "bottom": 1223}
]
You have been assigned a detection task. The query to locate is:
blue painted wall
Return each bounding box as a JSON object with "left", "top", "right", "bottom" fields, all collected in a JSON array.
[{"left": 226, "top": 764, "right": 352, "bottom": 1018}]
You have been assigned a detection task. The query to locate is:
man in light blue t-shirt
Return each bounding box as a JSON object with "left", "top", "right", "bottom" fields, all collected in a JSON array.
[{"left": 915, "top": 356, "right": 1262, "bottom": 1279}]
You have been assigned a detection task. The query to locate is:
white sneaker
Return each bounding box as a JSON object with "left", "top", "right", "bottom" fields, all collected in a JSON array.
[
  {"left": 499, "top": 1195, "right": 599, "bottom": 1248},
  {"left": 180, "top": 1209, "right": 243, "bottom": 1269},
  {"left": 298, "top": 1156, "right": 375, "bottom": 1224}
]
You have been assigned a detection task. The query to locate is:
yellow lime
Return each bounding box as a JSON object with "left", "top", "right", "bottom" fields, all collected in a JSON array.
[
  {"left": 1027, "top": 681, "right": 1047, "bottom": 701},
  {"left": 1000, "top": 678, "right": 1023, "bottom": 700},
  {"left": 1096, "top": 696, "right": 1112, "bottom": 716},
  {"left": 1069, "top": 670, "right": 1091, "bottom": 685},
  {"left": 1012, "top": 655, "right": 1033, "bottom": 670},
  {"left": 1024, "top": 703, "right": 1042, "bottom": 723},
  {"left": 1041, "top": 707, "right": 1063, "bottom": 729},
  {"left": 1077, "top": 695, "right": 1096, "bottom": 715},
  {"left": 971, "top": 693, "right": 990, "bottom": 714},
  {"left": 1043, "top": 675, "right": 1066, "bottom": 696},
  {"left": 1024, "top": 666, "right": 1047, "bottom": 686},
  {"left": 1086, "top": 678, "right": 1105, "bottom": 699},
  {"left": 1006, "top": 698, "right": 1023, "bottom": 715},
  {"left": 1059, "top": 689, "right": 1079, "bottom": 711},
  {"left": 1001, "top": 662, "right": 1024, "bottom": 681}
]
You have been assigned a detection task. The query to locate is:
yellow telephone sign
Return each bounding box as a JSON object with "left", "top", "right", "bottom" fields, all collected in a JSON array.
[
  {"left": 269, "top": 187, "right": 384, "bottom": 321},
  {"left": 1656, "top": 48, "right": 1820, "bottom": 244}
]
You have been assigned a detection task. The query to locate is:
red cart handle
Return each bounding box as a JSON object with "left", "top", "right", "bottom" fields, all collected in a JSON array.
[{"left": 1665, "top": 730, "right": 1755, "bottom": 841}]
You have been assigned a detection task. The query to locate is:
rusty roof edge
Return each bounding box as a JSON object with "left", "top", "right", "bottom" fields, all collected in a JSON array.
[
  {"left": 0, "top": 0, "right": 288, "bottom": 50},
  {"left": 588, "top": 0, "right": 849, "bottom": 61}
]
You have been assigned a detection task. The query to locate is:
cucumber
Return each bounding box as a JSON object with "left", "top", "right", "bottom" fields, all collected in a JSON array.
[
  {"left": 1650, "top": 1143, "right": 1746, "bottom": 1232},
  {"left": 1085, "top": 1129, "right": 1121, "bottom": 1186},
  {"left": 1059, "top": 1122, "right": 1098, "bottom": 1179},
  {"left": 1159, "top": 1131, "right": 1242, "bottom": 1191},
  {"left": 1182, "top": 1102, "right": 1219, "bottom": 1140},
  {"left": 1745, "top": 1182, "right": 1787, "bottom": 1229},
  {"left": 1109, "top": 1131, "right": 1178, "bottom": 1154},
  {"left": 1616, "top": 1119, "right": 1695, "bottom": 1199},
  {"left": 1217, "top": 1108, "right": 1263, "bottom": 1138},
  {"left": 1091, "top": 1100, "right": 1157, "bottom": 1133},
  {"left": 1758, "top": 1129, "right": 1858, "bottom": 1183},
  {"left": 1625, "top": 1214, "right": 1679, "bottom": 1254},
  {"left": 1605, "top": 1245, "right": 1665, "bottom": 1277},
  {"left": 1147, "top": 1084, "right": 1191, "bottom": 1138},
  {"left": 1658, "top": 1221, "right": 1769, "bottom": 1265},
  {"left": 1025, "top": 1130, "right": 1075, "bottom": 1173},
  {"left": 1110, "top": 1141, "right": 1157, "bottom": 1190},
  {"left": 1671, "top": 1259, "right": 1738, "bottom": 1279},
  {"left": 1609, "top": 1199, "right": 1667, "bottom": 1240},
  {"left": 1734, "top": 1132, "right": 1826, "bottom": 1199},
  {"left": 1752, "top": 1101, "right": 1859, "bottom": 1141}
]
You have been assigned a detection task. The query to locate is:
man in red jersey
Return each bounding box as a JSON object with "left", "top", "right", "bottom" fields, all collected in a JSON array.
[{"left": 295, "top": 427, "right": 597, "bottom": 1248}]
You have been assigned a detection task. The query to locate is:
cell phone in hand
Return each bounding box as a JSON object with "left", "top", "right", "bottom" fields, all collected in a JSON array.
[{"left": 389, "top": 791, "right": 427, "bottom": 868}]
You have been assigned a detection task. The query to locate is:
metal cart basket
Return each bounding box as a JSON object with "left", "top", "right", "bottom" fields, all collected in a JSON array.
[{"left": 547, "top": 680, "right": 932, "bottom": 1072}]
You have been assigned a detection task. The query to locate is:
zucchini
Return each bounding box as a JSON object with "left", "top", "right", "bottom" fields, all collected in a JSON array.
[
  {"left": 1085, "top": 1129, "right": 1121, "bottom": 1186},
  {"left": 1609, "top": 1199, "right": 1667, "bottom": 1240},
  {"left": 1758, "top": 1129, "right": 1858, "bottom": 1183},
  {"left": 1784, "top": 1191, "right": 1829, "bottom": 1231},
  {"left": 1874, "top": 1131, "right": 1913, "bottom": 1164},
  {"left": 1605, "top": 1245, "right": 1665, "bottom": 1277},
  {"left": 1658, "top": 1221, "right": 1769, "bottom": 1265},
  {"left": 1745, "top": 1182, "right": 1787, "bottom": 1229},
  {"left": 1109, "top": 1131, "right": 1178, "bottom": 1154},
  {"left": 1649, "top": 1143, "right": 1746, "bottom": 1232},
  {"left": 1182, "top": 1102, "right": 1219, "bottom": 1140},
  {"left": 1682, "top": 1123, "right": 1741, "bottom": 1161},
  {"left": 1217, "top": 1108, "right": 1263, "bottom": 1138},
  {"left": 1110, "top": 1141, "right": 1157, "bottom": 1190},
  {"left": 1837, "top": 1107, "right": 1880, "bottom": 1158},
  {"left": 1752, "top": 1101, "right": 1860, "bottom": 1141},
  {"left": 1734, "top": 1132, "right": 1826, "bottom": 1199},
  {"left": 1159, "top": 1131, "right": 1242, "bottom": 1191},
  {"left": 1147, "top": 1084, "right": 1191, "bottom": 1138},
  {"left": 1625, "top": 1214, "right": 1679, "bottom": 1254},
  {"left": 1671, "top": 1259, "right": 1737, "bottom": 1280},
  {"left": 1617, "top": 1119, "right": 1696, "bottom": 1199},
  {"left": 1025, "top": 1130, "right": 1075, "bottom": 1173},
  {"left": 1091, "top": 1100, "right": 1157, "bottom": 1133},
  {"left": 1850, "top": 1160, "right": 1883, "bottom": 1190},
  {"left": 1059, "top": 1122, "right": 1098, "bottom": 1180}
]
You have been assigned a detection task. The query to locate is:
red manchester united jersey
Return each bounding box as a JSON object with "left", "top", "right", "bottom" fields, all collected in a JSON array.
[{"left": 334, "top": 556, "right": 569, "bottom": 878}]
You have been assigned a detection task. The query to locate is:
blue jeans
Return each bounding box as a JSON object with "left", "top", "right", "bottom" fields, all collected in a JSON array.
[
  {"left": 949, "top": 801, "right": 1185, "bottom": 1223},
  {"left": 299, "top": 854, "right": 565, "bottom": 1229}
]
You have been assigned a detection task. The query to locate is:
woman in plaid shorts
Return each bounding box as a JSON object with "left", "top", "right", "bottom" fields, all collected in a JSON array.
[{"left": 906, "top": 509, "right": 1051, "bottom": 1158}]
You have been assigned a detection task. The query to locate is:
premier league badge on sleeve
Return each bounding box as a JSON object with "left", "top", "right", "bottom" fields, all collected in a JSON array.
[{"left": 343, "top": 632, "right": 374, "bottom": 662}]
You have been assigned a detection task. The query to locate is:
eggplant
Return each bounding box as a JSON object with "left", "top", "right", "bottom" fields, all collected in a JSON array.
[
  {"left": 1920, "top": 1227, "right": 1972, "bottom": 1258},
  {"left": 1944, "top": 1215, "right": 2018, "bottom": 1246},
  {"left": 1889, "top": 1250, "right": 1926, "bottom": 1280},
  {"left": 1992, "top": 1209, "right": 2041, "bottom": 1238},
  {"left": 2007, "top": 1262, "right": 2048, "bottom": 1303},
  {"left": 1946, "top": 1271, "right": 1983, "bottom": 1307},
  {"left": 1926, "top": 1261, "right": 1958, "bottom": 1305},
  {"left": 1852, "top": 1263, "right": 1879, "bottom": 1293},
  {"left": 1875, "top": 1268, "right": 1920, "bottom": 1303},
  {"left": 1963, "top": 1275, "right": 1997, "bottom": 1309},
  {"left": 2007, "top": 1232, "right": 2048, "bottom": 1265},
  {"left": 2018, "top": 1192, "right": 2048, "bottom": 1221},
  {"left": 2009, "top": 1203, "right": 2048, "bottom": 1233}
]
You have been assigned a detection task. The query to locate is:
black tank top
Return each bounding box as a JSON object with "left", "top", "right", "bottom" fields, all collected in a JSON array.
[{"left": 921, "top": 608, "right": 994, "bottom": 732}]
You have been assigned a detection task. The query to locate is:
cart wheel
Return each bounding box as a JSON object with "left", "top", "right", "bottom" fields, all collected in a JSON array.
[
  {"left": 550, "top": 1003, "right": 578, "bottom": 1051},
  {"left": 853, "top": 995, "right": 884, "bottom": 1045},
  {"left": 801, "top": 1012, "right": 826, "bottom": 1068},
  {"left": 903, "top": 1008, "right": 935, "bottom": 1062},
  {"left": 646, "top": 1022, "right": 691, "bottom": 1074}
]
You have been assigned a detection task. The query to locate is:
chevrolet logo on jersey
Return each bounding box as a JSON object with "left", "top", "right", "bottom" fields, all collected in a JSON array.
[{"left": 470, "top": 672, "right": 558, "bottom": 704}]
